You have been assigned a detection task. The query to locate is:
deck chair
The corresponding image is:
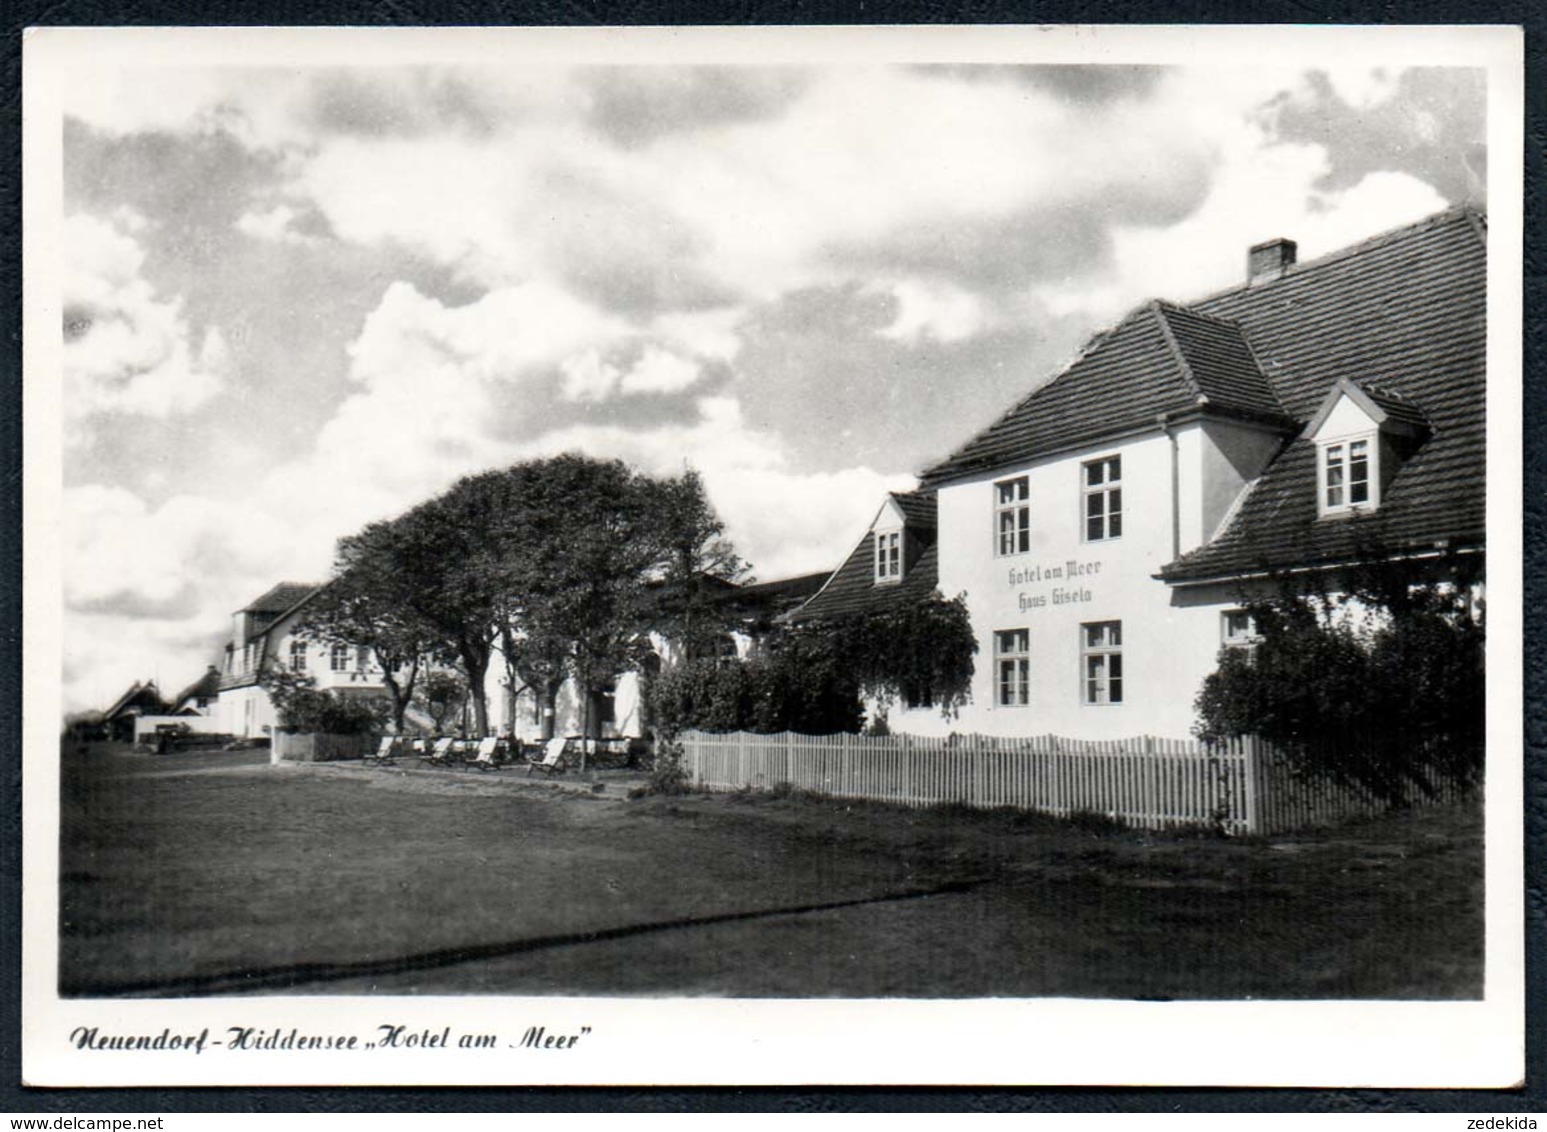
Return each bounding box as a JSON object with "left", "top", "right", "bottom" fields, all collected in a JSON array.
[
  {"left": 363, "top": 735, "right": 398, "bottom": 766},
  {"left": 422, "top": 736, "right": 456, "bottom": 767},
  {"left": 526, "top": 736, "right": 571, "bottom": 776},
  {"left": 465, "top": 736, "right": 502, "bottom": 772}
]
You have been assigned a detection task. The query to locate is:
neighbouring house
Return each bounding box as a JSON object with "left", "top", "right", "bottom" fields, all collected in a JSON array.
[
  {"left": 791, "top": 207, "right": 1486, "bottom": 739},
  {"left": 101, "top": 680, "right": 169, "bottom": 742},
  {"left": 170, "top": 665, "right": 222, "bottom": 716},
  {"left": 213, "top": 582, "right": 394, "bottom": 738}
]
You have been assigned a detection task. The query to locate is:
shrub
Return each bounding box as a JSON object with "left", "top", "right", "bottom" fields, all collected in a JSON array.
[
  {"left": 1195, "top": 564, "right": 1484, "bottom": 805},
  {"left": 640, "top": 738, "right": 693, "bottom": 797},
  {"left": 647, "top": 641, "right": 863, "bottom": 738},
  {"left": 260, "top": 664, "right": 389, "bottom": 736}
]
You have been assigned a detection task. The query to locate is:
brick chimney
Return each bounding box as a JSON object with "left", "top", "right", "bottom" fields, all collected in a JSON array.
[{"left": 1248, "top": 237, "right": 1297, "bottom": 284}]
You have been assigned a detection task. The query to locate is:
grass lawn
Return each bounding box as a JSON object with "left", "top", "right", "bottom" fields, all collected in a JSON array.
[{"left": 58, "top": 742, "right": 1483, "bottom": 999}]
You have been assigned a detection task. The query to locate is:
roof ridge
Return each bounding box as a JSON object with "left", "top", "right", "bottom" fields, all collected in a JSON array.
[
  {"left": 926, "top": 299, "right": 1176, "bottom": 478},
  {"left": 1188, "top": 205, "right": 1483, "bottom": 310},
  {"left": 1151, "top": 299, "right": 1239, "bottom": 328},
  {"left": 1360, "top": 380, "right": 1419, "bottom": 405},
  {"left": 1148, "top": 301, "right": 1208, "bottom": 406}
]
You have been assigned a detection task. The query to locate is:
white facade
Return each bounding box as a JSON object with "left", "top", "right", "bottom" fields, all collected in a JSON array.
[
  {"left": 889, "top": 420, "right": 1283, "bottom": 739},
  {"left": 214, "top": 590, "right": 394, "bottom": 738}
]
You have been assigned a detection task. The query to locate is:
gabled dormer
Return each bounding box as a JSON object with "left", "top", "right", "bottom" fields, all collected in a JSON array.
[
  {"left": 873, "top": 491, "right": 937, "bottom": 585},
  {"left": 787, "top": 491, "right": 939, "bottom": 623},
  {"left": 1302, "top": 378, "right": 1429, "bottom": 519},
  {"left": 872, "top": 496, "right": 905, "bottom": 584}
]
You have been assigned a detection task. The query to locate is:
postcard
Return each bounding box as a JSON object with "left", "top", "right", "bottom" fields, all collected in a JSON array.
[{"left": 22, "top": 23, "right": 1525, "bottom": 1087}]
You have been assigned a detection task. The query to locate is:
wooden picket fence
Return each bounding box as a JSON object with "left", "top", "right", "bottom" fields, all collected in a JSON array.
[{"left": 677, "top": 730, "right": 1468, "bottom": 836}]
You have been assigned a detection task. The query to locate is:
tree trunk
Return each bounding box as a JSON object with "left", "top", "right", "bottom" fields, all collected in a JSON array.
[
  {"left": 576, "top": 658, "right": 591, "bottom": 773},
  {"left": 380, "top": 656, "right": 420, "bottom": 734},
  {"left": 539, "top": 679, "right": 558, "bottom": 741},
  {"left": 461, "top": 638, "right": 492, "bottom": 737}
]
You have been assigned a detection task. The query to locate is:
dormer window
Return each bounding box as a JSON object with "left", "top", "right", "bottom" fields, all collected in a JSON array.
[
  {"left": 1320, "top": 435, "right": 1374, "bottom": 515},
  {"left": 874, "top": 529, "right": 902, "bottom": 583},
  {"left": 1303, "top": 378, "right": 1427, "bottom": 521}
]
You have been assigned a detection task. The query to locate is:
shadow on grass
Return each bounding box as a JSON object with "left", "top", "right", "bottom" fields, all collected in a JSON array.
[{"left": 62, "top": 877, "right": 983, "bottom": 999}]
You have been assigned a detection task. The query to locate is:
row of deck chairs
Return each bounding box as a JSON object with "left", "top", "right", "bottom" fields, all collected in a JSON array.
[{"left": 363, "top": 734, "right": 574, "bottom": 776}]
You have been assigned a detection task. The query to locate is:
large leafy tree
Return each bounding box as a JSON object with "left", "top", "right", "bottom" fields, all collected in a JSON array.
[
  {"left": 507, "top": 457, "right": 710, "bottom": 765},
  {"left": 366, "top": 455, "right": 744, "bottom": 754},
  {"left": 330, "top": 489, "right": 506, "bottom": 736},
  {"left": 643, "top": 467, "right": 747, "bottom": 662}
]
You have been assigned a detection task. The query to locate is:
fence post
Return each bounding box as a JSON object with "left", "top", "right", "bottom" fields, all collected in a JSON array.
[
  {"left": 840, "top": 732, "right": 852, "bottom": 795},
  {"left": 738, "top": 731, "right": 748, "bottom": 789},
  {"left": 1243, "top": 735, "right": 1262, "bottom": 836},
  {"left": 784, "top": 730, "right": 793, "bottom": 786},
  {"left": 901, "top": 732, "right": 912, "bottom": 804}
]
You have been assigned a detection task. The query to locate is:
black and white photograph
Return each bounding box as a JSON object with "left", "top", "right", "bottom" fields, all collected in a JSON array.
[{"left": 21, "top": 25, "right": 1524, "bottom": 1087}]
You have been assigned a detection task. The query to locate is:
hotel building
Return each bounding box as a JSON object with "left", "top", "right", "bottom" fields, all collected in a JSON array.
[{"left": 792, "top": 208, "right": 1486, "bottom": 739}]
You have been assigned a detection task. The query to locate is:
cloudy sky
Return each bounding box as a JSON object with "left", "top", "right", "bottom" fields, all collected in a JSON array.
[{"left": 53, "top": 47, "right": 1486, "bottom": 713}]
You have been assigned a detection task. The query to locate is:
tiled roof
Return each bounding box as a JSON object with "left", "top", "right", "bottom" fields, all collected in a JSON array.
[
  {"left": 1155, "top": 302, "right": 1288, "bottom": 422},
  {"left": 242, "top": 582, "right": 320, "bottom": 616},
  {"left": 1362, "top": 384, "right": 1432, "bottom": 433},
  {"left": 889, "top": 490, "right": 938, "bottom": 529},
  {"left": 907, "top": 206, "right": 1482, "bottom": 581},
  {"left": 921, "top": 302, "right": 1292, "bottom": 485},
  {"left": 790, "top": 495, "right": 941, "bottom": 621},
  {"left": 103, "top": 680, "right": 166, "bottom": 720},
  {"left": 173, "top": 666, "right": 222, "bottom": 709},
  {"left": 1163, "top": 207, "right": 1484, "bottom": 581},
  {"left": 724, "top": 571, "right": 831, "bottom": 610}
]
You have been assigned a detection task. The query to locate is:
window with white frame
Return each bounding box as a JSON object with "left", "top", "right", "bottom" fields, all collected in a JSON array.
[
  {"left": 995, "top": 476, "right": 1030, "bottom": 556},
  {"left": 1319, "top": 435, "right": 1374, "bottom": 516},
  {"left": 1082, "top": 456, "right": 1122, "bottom": 542},
  {"left": 874, "top": 528, "right": 902, "bottom": 583},
  {"left": 356, "top": 646, "right": 370, "bottom": 672},
  {"left": 1081, "top": 621, "right": 1123, "bottom": 705},
  {"left": 330, "top": 642, "right": 350, "bottom": 672},
  {"left": 289, "top": 640, "right": 307, "bottom": 672},
  {"left": 1221, "top": 610, "right": 1260, "bottom": 656},
  {"left": 995, "top": 629, "right": 1030, "bottom": 707}
]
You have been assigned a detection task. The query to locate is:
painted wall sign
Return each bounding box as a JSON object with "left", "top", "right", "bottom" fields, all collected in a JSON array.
[{"left": 1008, "top": 558, "right": 1104, "bottom": 612}]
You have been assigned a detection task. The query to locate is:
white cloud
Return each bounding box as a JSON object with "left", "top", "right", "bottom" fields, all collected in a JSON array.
[
  {"left": 235, "top": 203, "right": 320, "bottom": 245},
  {"left": 348, "top": 279, "right": 627, "bottom": 387},
  {"left": 1319, "top": 66, "right": 1402, "bottom": 111},
  {"left": 618, "top": 346, "right": 702, "bottom": 396},
  {"left": 877, "top": 279, "right": 992, "bottom": 344},
  {"left": 63, "top": 211, "right": 228, "bottom": 424},
  {"left": 516, "top": 395, "right": 914, "bottom": 579},
  {"left": 1030, "top": 67, "right": 1452, "bottom": 323},
  {"left": 648, "top": 308, "right": 745, "bottom": 362},
  {"left": 61, "top": 482, "right": 306, "bottom": 712},
  {"left": 559, "top": 349, "right": 621, "bottom": 402}
]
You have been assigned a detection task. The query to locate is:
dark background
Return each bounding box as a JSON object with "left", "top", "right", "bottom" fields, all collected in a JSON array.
[{"left": 2, "top": 0, "right": 1541, "bottom": 1115}]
